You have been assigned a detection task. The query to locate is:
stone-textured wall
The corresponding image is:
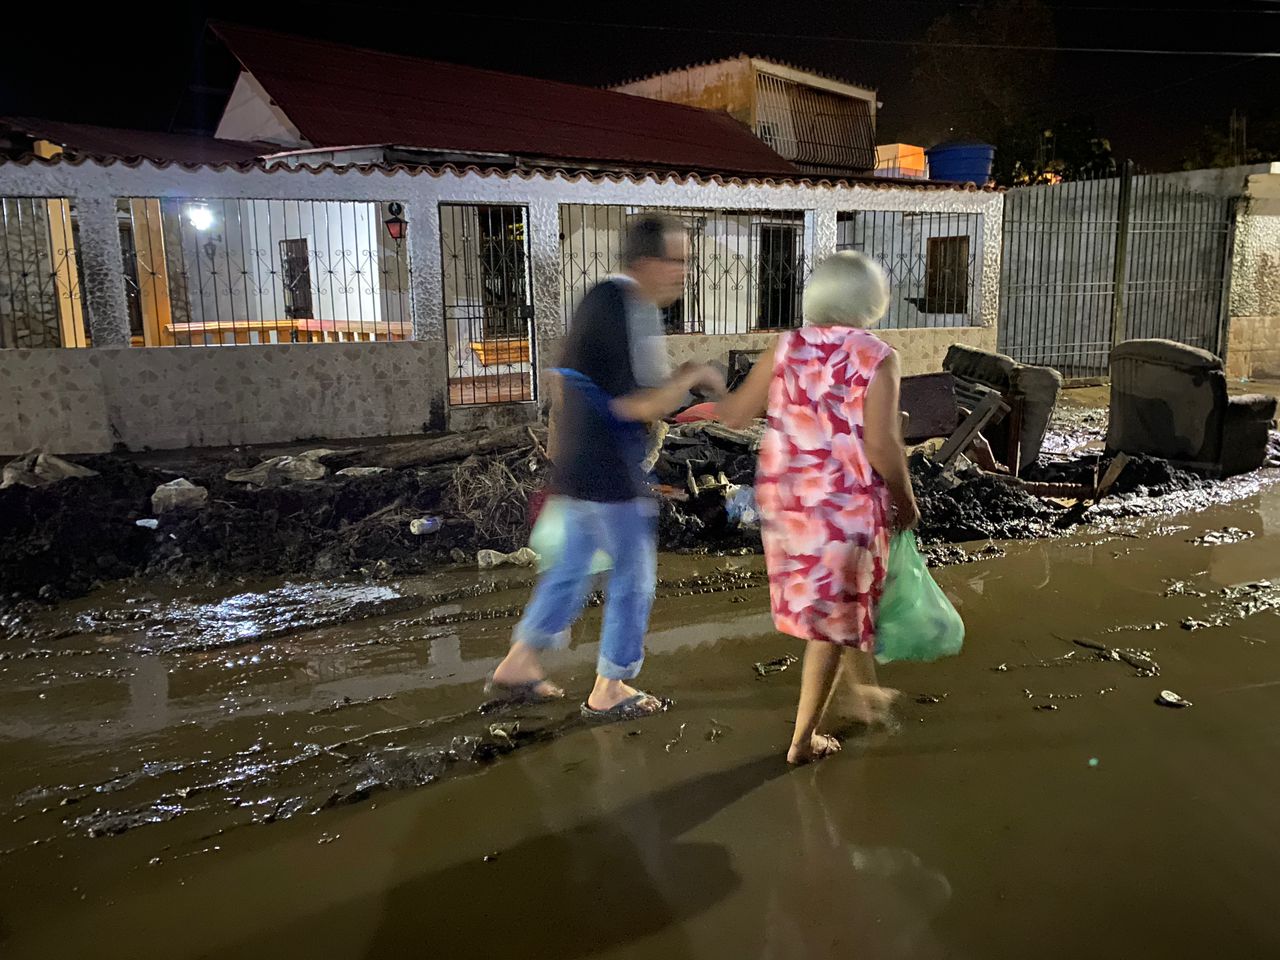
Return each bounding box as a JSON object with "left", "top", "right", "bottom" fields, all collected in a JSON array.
[
  {"left": 1225, "top": 175, "right": 1280, "bottom": 380},
  {"left": 666, "top": 326, "right": 998, "bottom": 377},
  {"left": 0, "top": 341, "right": 445, "bottom": 455}
]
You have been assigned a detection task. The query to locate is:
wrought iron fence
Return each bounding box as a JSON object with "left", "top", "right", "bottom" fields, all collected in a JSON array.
[
  {"left": 116, "top": 197, "right": 411, "bottom": 347},
  {"left": 559, "top": 205, "right": 806, "bottom": 336},
  {"left": 835, "top": 210, "right": 983, "bottom": 329},
  {"left": 440, "top": 203, "right": 536, "bottom": 406},
  {"left": 998, "top": 165, "right": 1232, "bottom": 377},
  {"left": 0, "top": 197, "right": 87, "bottom": 348}
]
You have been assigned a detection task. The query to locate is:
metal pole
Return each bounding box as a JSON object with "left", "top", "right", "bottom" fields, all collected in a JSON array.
[
  {"left": 1215, "top": 197, "right": 1240, "bottom": 362},
  {"left": 1110, "top": 159, "right": 1134, "bottom": 350}
]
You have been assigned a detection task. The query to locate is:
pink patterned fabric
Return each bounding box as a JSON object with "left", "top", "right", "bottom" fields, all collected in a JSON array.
[{"left": 756, "top": 326, "right": 895, "bottom": 649}]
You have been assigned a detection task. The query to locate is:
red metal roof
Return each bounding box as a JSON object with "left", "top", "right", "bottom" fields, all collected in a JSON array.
[
  {"left": 0, "top": 117, "right": 276, "bottom": 165},
  {"left": 210, "top": 23, "right": 799, "bottom": 178}
]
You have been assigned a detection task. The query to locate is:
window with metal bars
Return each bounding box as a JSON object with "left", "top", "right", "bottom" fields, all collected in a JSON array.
[
  {"left": 560, "top": 205, "right": 805, "bottom": 336},
  {"left": 115, "top": 197, "right": 412, "bottom": 346},
  {"left": 836, "top": 210, "right": 982, "bottom": 328}
]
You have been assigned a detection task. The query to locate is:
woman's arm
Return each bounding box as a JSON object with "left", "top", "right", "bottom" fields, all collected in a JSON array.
[
  {"left": 863, "top": 350, "right": 919, "bottom": 531},
  {"left": 716, "top": 337, "right": 779, "bottom": 429}
]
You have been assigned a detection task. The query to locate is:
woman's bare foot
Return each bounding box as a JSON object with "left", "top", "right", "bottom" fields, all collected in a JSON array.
[
  {"left": 787, "top": 733, "right": 842, "bottom": 765},
  {"left": 845, "top": 684, "right": 899, "bottom": 725}
]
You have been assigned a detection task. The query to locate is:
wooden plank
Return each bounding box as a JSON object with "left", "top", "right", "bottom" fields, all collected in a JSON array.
[
  {"left": 46, "top": 199, "right": 86, "bottom": 348},
  {"left": 133, "top": 198, "right": 174, "bottom": 347},
  {"left": 934, "top": 391, "right": 1010, "bottom": 469}
]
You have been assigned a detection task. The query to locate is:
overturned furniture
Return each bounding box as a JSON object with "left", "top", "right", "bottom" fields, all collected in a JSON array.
[
  {"left": 898, "top": 371, "right": 1010, "bottom": 472},
  {"left": 1107, "top": 339, "right": 1278, "bottom": 478},
  {"left": 941, "top": 345, "right": 1063, "bottom": 476}
]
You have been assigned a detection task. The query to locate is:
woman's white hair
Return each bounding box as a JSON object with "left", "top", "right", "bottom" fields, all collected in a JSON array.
[{"left": 802, "top": 251, "right": 890, "bottom": 328}]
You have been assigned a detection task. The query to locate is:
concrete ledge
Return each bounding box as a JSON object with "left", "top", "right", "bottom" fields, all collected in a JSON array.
[
  {"left": 0, "top": 341, "right": 446, "bottom": 455},
  {"left": 665, "top": 326, "right": 998, "bottom": 377}
]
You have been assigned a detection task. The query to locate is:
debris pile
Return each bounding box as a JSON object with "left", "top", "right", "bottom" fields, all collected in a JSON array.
[
  {"left": 0, "top": 429, "right": 548, "bottom": 607},
  {"left": 1, "top": 389, "right": 1274, "bottom": 607},
  {"left": 447, "top": 448, "right": 543, "bottom": 548}
]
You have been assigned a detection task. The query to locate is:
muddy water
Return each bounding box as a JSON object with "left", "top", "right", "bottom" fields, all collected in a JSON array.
[{"left": 3, "top": 488, "right": 1280, "bottom": 958}]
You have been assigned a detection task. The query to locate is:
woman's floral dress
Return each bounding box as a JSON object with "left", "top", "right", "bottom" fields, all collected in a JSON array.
[{"left": 756, "top": 326, "right": 894, "bottom": 650}]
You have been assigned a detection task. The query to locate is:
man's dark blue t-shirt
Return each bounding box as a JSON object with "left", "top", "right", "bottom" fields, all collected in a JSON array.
[{"left": 552, "top": 279, "right": 658, "bottom": 502}]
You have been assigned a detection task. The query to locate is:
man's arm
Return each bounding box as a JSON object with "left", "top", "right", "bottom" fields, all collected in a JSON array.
[{"left": 611, "top": 364, "right": 724, "bottom": 423}]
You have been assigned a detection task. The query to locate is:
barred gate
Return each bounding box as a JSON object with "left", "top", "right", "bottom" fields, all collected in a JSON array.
[
  {"left": 998, "top": 165, "right": 1233, "bottom": 377},
  {"left": 441, "top": 203, "right": 535, "bottom": 406}
]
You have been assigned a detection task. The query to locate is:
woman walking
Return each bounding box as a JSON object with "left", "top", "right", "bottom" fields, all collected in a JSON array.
[{"left": 718, "top": 252, "right": 919, "bottom": 764}]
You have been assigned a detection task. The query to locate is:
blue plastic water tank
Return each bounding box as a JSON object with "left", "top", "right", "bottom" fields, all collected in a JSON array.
[{"left": 926, "top": 141, "right": 996, "bottom": 184}]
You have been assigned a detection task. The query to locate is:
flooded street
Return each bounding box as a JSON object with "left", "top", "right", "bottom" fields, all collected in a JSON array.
[{"left": 3, "top": 483, "right": 1280, "bottom": 959}]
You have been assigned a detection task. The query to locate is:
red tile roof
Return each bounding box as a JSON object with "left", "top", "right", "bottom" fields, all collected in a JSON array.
[
  {"left": 210, "top": 23, "right": 798, "bottom": 178},
  {"left": 1, "top": 152, "right": 1001, "bottom": 193},
  {"left": 0, "top": 117, "right": 276, "bottom": 165}
]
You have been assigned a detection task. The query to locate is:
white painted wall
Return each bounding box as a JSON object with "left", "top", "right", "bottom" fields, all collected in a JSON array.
[{"left": 214, "top": 72, "right": 307, "bottom": 148}]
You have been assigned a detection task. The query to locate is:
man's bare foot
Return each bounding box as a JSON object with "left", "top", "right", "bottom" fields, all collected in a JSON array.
[
  {"left": 490, "top": 643, "right": 563, "bottom": 700},
  {"left": 586, "top": 679, "right": 661, "bottom": 713},
  {"left": 787, "top": 733, "right": 841, "bottom": 765}
]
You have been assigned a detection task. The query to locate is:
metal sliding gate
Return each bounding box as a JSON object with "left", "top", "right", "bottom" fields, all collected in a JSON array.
[{"left": 998, "top": 163, "right": 1234, "bottom": 377}]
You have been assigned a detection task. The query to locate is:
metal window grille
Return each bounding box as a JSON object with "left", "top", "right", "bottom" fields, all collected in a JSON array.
[
  {"left": 836, "top": 211, "right": 983, "bottom": 329},
  {"left": 754, "top": 72, "right": 877, "bottom": 174},
  {"left": 440, "top": 203, "right": 536, "bottom": 407},
  {"left": 559, "top": 205, "right": 805, "bottom": 335},
  {"left": 116, "top": 197, "right": 412, "bottom": 347},
  {"left": 0, "top": 197, "right": 87, "bottom": 348},
  {"left": 997, "top": 167, "right": 1232, "bottom": 377}
]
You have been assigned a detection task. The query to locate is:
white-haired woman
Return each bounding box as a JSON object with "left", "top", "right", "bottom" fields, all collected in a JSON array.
[{"left": 718, "top": 252, "right": 919, "bottom": 764}]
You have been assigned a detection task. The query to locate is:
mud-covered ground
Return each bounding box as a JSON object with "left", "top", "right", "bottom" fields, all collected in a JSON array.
[
  {"left": 0, "top": 453, "right": 475, "bottom": 606},
  {"left": 1, "top": 484, "right": 1279, "bottom": 959}
]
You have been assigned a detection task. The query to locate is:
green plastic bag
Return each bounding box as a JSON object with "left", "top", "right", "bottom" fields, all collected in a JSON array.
[
  {"left": 528, "top": 496, "right": 613, "bottom": 576},
  {"left": 875, "top": 531, "right": 964, "bottom": 664}
]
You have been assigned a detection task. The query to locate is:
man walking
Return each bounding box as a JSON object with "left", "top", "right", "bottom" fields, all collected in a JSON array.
[{"left": 489, "top": 214, "right": 725, "bottom": 721}]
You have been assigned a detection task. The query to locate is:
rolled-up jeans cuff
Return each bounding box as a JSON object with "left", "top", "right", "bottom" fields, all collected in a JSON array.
[
  {"left": 513, "top": 622, "right": 572, "bottom": 651},
  {"left": 597, "top": 653, "right": 643, "bottom": 681}
]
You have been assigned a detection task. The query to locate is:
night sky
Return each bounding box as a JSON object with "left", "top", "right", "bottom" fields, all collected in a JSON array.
[{"left": 2, "top": 1, "right": 1276, "bottom": 170}]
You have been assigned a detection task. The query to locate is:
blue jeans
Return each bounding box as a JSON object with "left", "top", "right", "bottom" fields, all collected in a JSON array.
[{"left": 514, "top": 497, "right": 658, "bottom": 680}]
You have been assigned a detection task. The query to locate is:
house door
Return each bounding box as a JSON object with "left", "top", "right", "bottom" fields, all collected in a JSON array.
[
  {"left": 661, "top": 217, "right": 704, "bottom": 334},
  {"left": 757, "top": 223, "right": 802, "bottom": 329},
  {"left": 119, "top": 221, "right": 144, "bottom": 341},
  {"left": 279, "top": 238, "right": 314, "bottom": 320}
]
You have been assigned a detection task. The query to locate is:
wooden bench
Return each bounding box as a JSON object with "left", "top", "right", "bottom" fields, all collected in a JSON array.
[
  {"left": 165, "top": 318, "right": 409, "bottom": 345},
  {"left": 469, "top": 337, "right": 531, "bottom": 367}
]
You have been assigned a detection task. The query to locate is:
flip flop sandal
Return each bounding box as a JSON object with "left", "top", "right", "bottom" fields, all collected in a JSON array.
[
  {"left": 483, "top": 675, "right": 565, "bottom": 705},
  {"left": 580, "top": 691, "right": 669, "bottom": 724}
]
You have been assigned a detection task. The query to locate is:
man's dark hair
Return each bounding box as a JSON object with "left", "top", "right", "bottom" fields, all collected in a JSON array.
[{"left": 621, "top": 213, "right": 684, "bottom": 267}]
